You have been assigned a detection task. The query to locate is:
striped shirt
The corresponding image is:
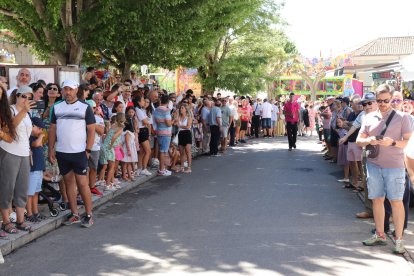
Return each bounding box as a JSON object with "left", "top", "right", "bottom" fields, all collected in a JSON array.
[{"left": 153, "top": 106, "right": 172, "bottom": 136}]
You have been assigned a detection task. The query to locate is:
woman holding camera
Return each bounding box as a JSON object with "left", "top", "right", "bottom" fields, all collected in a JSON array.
[{"left": 0, "top": 86, "right": 36, "bottom": 234}]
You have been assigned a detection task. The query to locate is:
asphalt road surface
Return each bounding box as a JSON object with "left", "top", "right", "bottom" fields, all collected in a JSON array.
[{"left": 1, "top": 137, "right": 412, "bottom": 275}]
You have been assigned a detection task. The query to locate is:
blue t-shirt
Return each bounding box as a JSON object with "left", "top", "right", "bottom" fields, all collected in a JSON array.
[
  {"left": 208, "top": 106, "right": 222, "bottom": 126},
  {"left": 30, "top": 136, "right": 45, "bottom": 172},
  {"left": 153, "top": 106, "right": 172, "bottom": 136}
]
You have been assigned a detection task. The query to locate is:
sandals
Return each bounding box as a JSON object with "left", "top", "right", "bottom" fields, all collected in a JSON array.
[
  {"left": 343, "top": 183, "right": 355, "bottom": 189},
  {"left": 16, "top": 222, "right": 32, "bottom": 232},
  {"left": 1, "top": 222, "right": 18, "bottom": 234},
  {"left": 183, "top": 167, "right": 192, "bottom": 174},
  {"left": 353, "top": 186, "right": 364, "bottom": 192},
  {"left": 175, "top": 167, "right": 184, "bottom": 173}
]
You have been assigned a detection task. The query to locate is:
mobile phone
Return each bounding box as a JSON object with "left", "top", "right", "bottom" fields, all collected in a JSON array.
[
  {"left": 34, "top": 100, "right": 45, "bottom": 110},
  {"left": 375, "top": 135, "right": 383, "bottom": 140}
]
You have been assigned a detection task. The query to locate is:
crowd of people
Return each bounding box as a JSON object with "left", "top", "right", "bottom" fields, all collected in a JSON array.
[
  {"left": 281, "top": 85, "right": 414, "bottom": 255},
  {"left": 1, "top": 68, "right": 414, "bottom": 256},
  {"left": 0, "top": 68, "right": 290, "bottom": 236}
]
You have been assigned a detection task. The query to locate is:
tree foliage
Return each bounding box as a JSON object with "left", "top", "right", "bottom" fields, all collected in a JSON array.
[
  {"left": 196, "top": 0, "right": 295, "bottom": 95},
  {"left": 0, "top": 0, "right": 102, "bottom": 64}
]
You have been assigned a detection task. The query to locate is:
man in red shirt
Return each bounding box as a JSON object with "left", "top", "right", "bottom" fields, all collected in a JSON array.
[{"left": 284, "top": 93, "right": 300, "bottom": 151}]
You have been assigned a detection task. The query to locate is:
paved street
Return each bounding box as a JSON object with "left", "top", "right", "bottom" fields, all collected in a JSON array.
[{"left": 0, "top": 137, "right": 413, "bottom": 275}]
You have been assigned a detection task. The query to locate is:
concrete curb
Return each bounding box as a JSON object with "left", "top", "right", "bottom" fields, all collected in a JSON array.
[
  {"left": 0, "top": 173, "right": 157, "bottom": 257},
  {"left": 0, "top": 150, "right": 205, "bottom": 258}
]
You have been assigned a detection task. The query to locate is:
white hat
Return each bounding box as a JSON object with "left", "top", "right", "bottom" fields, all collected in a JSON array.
[
  {"left": 62, "top": 79, "right": 79, "bottom": 89},
  {"left": 326, "top": 96, "right": 335, "bottom": 101},
  {"left": 16, "top": 85, "right": 33, "bottom": 95}
]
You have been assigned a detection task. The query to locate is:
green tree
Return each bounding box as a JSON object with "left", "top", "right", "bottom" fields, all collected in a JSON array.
[
  {"left": 0, "top": 0, "right": 103, "bottom": 64},
  {"left": 197, "top": 0, "right": 290, "bottom": 95},
  {"left": 83, "top": 0, "right": 251, "bottom": 79}
]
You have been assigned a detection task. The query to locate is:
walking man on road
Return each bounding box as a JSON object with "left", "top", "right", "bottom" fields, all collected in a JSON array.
[
  {"left": 284, "top": 93, "right": 300, "bottom": 151},
  {"left": 357, "top": 84, "right": 412, "bottom": 254},
  {"left": 48, "top": 80, "right": 96, "bottom": 228}
]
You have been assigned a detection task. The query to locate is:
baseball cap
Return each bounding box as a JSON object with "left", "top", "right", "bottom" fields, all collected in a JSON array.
[
  {"left": 86, "top": 99, "right": 96, "bottom": 108},
  {"left": 62, "top": 79, "right": 79, "bottom": 89},
  {"left": 16, "top": 85, "right": 33, "bottom": 95},
  {"left": 361, "top": 92, "right": 376, "bottom": 103},
  {"left": 31, "top": 117, "right": 46, "bottom": 129}
]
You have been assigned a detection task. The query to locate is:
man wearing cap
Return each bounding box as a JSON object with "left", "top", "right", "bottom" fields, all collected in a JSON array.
[
  {"left": 48, "top": 79, "right": 96, "bottom": 228},
  {"left": 340, "top": 93, "right": 377, "bottom": 218},
  {"left": 357, "top": 84, "right": 412, "bottom": 254},
  {"left": 283, "top": 93, "right": 300, "bottom": 151}
]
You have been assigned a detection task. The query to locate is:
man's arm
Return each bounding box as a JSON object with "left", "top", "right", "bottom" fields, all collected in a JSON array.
[
  {"left": 48, "top": 123, "right": 57, "bottom": 163},
  {"left": 86, "top": 124, "right": 95, "bottom": 151}
]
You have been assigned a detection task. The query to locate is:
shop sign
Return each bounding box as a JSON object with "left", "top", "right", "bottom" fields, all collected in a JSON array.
[{"left": 372, "top": 70, "right": 394, "bottom": 80}]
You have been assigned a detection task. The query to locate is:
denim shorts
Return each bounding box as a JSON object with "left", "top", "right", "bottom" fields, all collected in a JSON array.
[
  {"left": 262, "top": 118, "right": 271, "bottom": 129},
  {"left": 28, "top": 170, "right": 43, "bottom": 196},
  {"left": 366, "top": 162, "right": 406, "bottom": 200},
  {"left": 157, "top": 135, "right": 171, "bottom": 153}
]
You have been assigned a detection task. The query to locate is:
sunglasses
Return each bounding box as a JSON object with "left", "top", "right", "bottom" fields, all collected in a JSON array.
[
  {"left": 376, "top": 99, "right": 391, "bottom": 104},
  {"left": 391, "top": 99, "right": 402, "bottom": 104},
  {"left": 20, "top": 94, "right": 33, "bottom": 100},
  {"left": 49, "top": 87, "right": 58, "bottom": 91},
  {"left": 361, "top": 101, "right": 373, "bottom": 107}
]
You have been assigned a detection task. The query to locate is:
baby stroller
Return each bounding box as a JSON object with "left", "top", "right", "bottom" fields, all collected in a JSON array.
[{"left": 38, "top": 179, "right": 68, "bottom": 217}]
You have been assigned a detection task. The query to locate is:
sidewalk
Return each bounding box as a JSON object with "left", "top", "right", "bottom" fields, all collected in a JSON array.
[
  {"left": 0, "top": 173, "right": 157, "bottom": 257},
  {"left": 0, "top": 148, "right": 205, "bottom": 259}
]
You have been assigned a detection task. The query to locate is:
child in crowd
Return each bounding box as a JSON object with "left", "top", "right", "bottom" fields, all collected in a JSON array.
[
  {"left": 169, "top": 143, "right": 180, "bottom": 171},
  {"left": 100, "top": 113, "right": 125, "bottom": 191},
  {"left": 86, "top": 100, "right": 105, "bottom": 196},
  {"left": 122, "top": 106, "right": 138, "bottom": 181},
  {"left": 26, "top": 117, "right": 46, "bottom": 222},
  {"left": 336, "top": 117, "right": 351, "bottom": 187}
]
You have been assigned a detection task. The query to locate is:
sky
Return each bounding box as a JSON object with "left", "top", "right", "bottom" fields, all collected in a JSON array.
[{"left": 280, "top": 0, "right": 414, "bottom": 58}]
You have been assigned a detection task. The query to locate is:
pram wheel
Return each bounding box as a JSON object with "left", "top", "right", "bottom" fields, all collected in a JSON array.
[
  {"left": 59, "top": 202, "right": 68, "bottom": 211},
  {"left": 50, "top": 208, "right": 59, "bottom": 217}
]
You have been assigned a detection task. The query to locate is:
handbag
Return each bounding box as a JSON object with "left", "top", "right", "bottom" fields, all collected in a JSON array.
[
  {"left": 114, "top": 145, "right": 125, "bottom": 160},
  {"left": 366, "top": 110, "right": 396, "bottom": 159},
  {"left": 172, "top": 131, "right": 179, "bottom": 146}
]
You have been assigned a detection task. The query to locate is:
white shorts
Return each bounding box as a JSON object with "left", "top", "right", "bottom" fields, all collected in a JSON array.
[{"left": 220, "top": 126, "right": 229, "bottom": 138}]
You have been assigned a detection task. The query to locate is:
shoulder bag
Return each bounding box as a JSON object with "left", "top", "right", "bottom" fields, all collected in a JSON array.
[{"left": 366, "top": 110, "right": 396, "bottom": 159}]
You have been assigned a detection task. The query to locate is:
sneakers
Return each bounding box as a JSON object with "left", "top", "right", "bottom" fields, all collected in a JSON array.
[
  {"left": 140, "top": 169, "right": 152, "bottom": 176},
  {"left": 104, "top": 185, "right": 116, "bottom": 192},
  {"left": 90, "top": 186, "right": 103, "bottom": 196},
  {"left": 158, "top": 169, "right": 172, "bottom": 176},
  {"left": 393, "top": 239, "right": 405, "bottom": 254},
  {"left": 62, "top": 213, "right": 81, "bottom": 226},
  {"left": 362, "top": 233, "right": 387, "bottom": 246},
  {"left": 337, "top": 178, "right": 350, "bottom": 183},
  {"left": 151, "top": 158, "right": 160, "bottom": 167},
  {"left": 81, "top": 215, "right": 94, "bottom": 228}
]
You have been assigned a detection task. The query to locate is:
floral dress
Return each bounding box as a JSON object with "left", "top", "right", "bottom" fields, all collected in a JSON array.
[{"left": 100, "top": 128, "right": 122, "bottom": 164}]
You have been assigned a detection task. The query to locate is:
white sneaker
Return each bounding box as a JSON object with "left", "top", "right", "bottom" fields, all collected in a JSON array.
[
  {"left": 158, "top": 170, "right": 172, "bottom": 176},
  {"left": 113, "top": 178, "right": 121, "bottom": 184},
  {"left": 393, "top": 239, "right": 405, "bottom": 254},
  {"left": 337, "top": 178, "right": 350, "bottom": 183},
  {"left": 184, "top": 161, "right": 188, "bottom": 168},
  {"left": 135, "top": 170, "right": 142, "bottom": 176},
  {"left": 9, "top": 211, "right": 16, "bottom": 223},
  {"left": 140, "top": 169, "right": 152, "bottom": 176},
  {"left": 104, "top": 185, "right": 116, "bottom": 192},
  {"left": 151, "top": 158, "right": 160, "bottom": 167}
]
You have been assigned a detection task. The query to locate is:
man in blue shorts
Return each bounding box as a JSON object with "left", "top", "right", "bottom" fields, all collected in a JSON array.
[{"left": 153, "top": 94, "right": 173, "bottom": 176}]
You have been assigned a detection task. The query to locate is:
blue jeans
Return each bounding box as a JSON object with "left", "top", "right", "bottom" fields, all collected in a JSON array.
[{"left": 366, "top": 162, "right": 405, "bottom": 200}]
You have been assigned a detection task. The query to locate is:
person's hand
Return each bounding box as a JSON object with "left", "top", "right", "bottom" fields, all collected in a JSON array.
[
  {"left": 127, "top": 149, "right": 131, "bottom": 157},
  {"left": 368, "top": 136, "right": 379, "bottom": 145},
  {"left": 339, "top": 137, "right": 347, "bottom": 145},
  {"left": 49, "top": 150, "right": 57, "bottom": 164},
  {"left": 25, "top": 100, "right": 37, "bottom": 112},
  {"left": 377, "top": 137, "right": 394, "bottom": 147}
]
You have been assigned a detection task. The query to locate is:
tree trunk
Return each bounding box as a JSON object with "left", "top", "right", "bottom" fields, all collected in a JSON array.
[{"left": 121, "top": 62, "right": 131, "bottom": 81}]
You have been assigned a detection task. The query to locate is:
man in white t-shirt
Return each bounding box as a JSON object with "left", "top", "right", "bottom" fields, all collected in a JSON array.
[
  {"left": 7, "top": 68, "right": 32, "bottom": 97},
  {"left": 49, "top": 79, "right": 96, "bottom": 228},
  {"left": 260, "top": 99, "right": 273, "bottom": 138}
]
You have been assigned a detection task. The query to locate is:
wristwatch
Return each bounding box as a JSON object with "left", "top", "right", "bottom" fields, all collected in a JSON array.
[
  {"left": 85, "top": 149, "right": 92, "bottom": 153},
  {"left": 391, "top": 140, "right": 396, "bottom": 146}
]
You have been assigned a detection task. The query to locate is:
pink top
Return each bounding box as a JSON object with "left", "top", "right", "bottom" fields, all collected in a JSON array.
[
  {"left": 284, "top": 101, "right": 300, "bottom": 123},
  {"left": 361, "top": 110, "right": 412, "bottom": 168}
]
